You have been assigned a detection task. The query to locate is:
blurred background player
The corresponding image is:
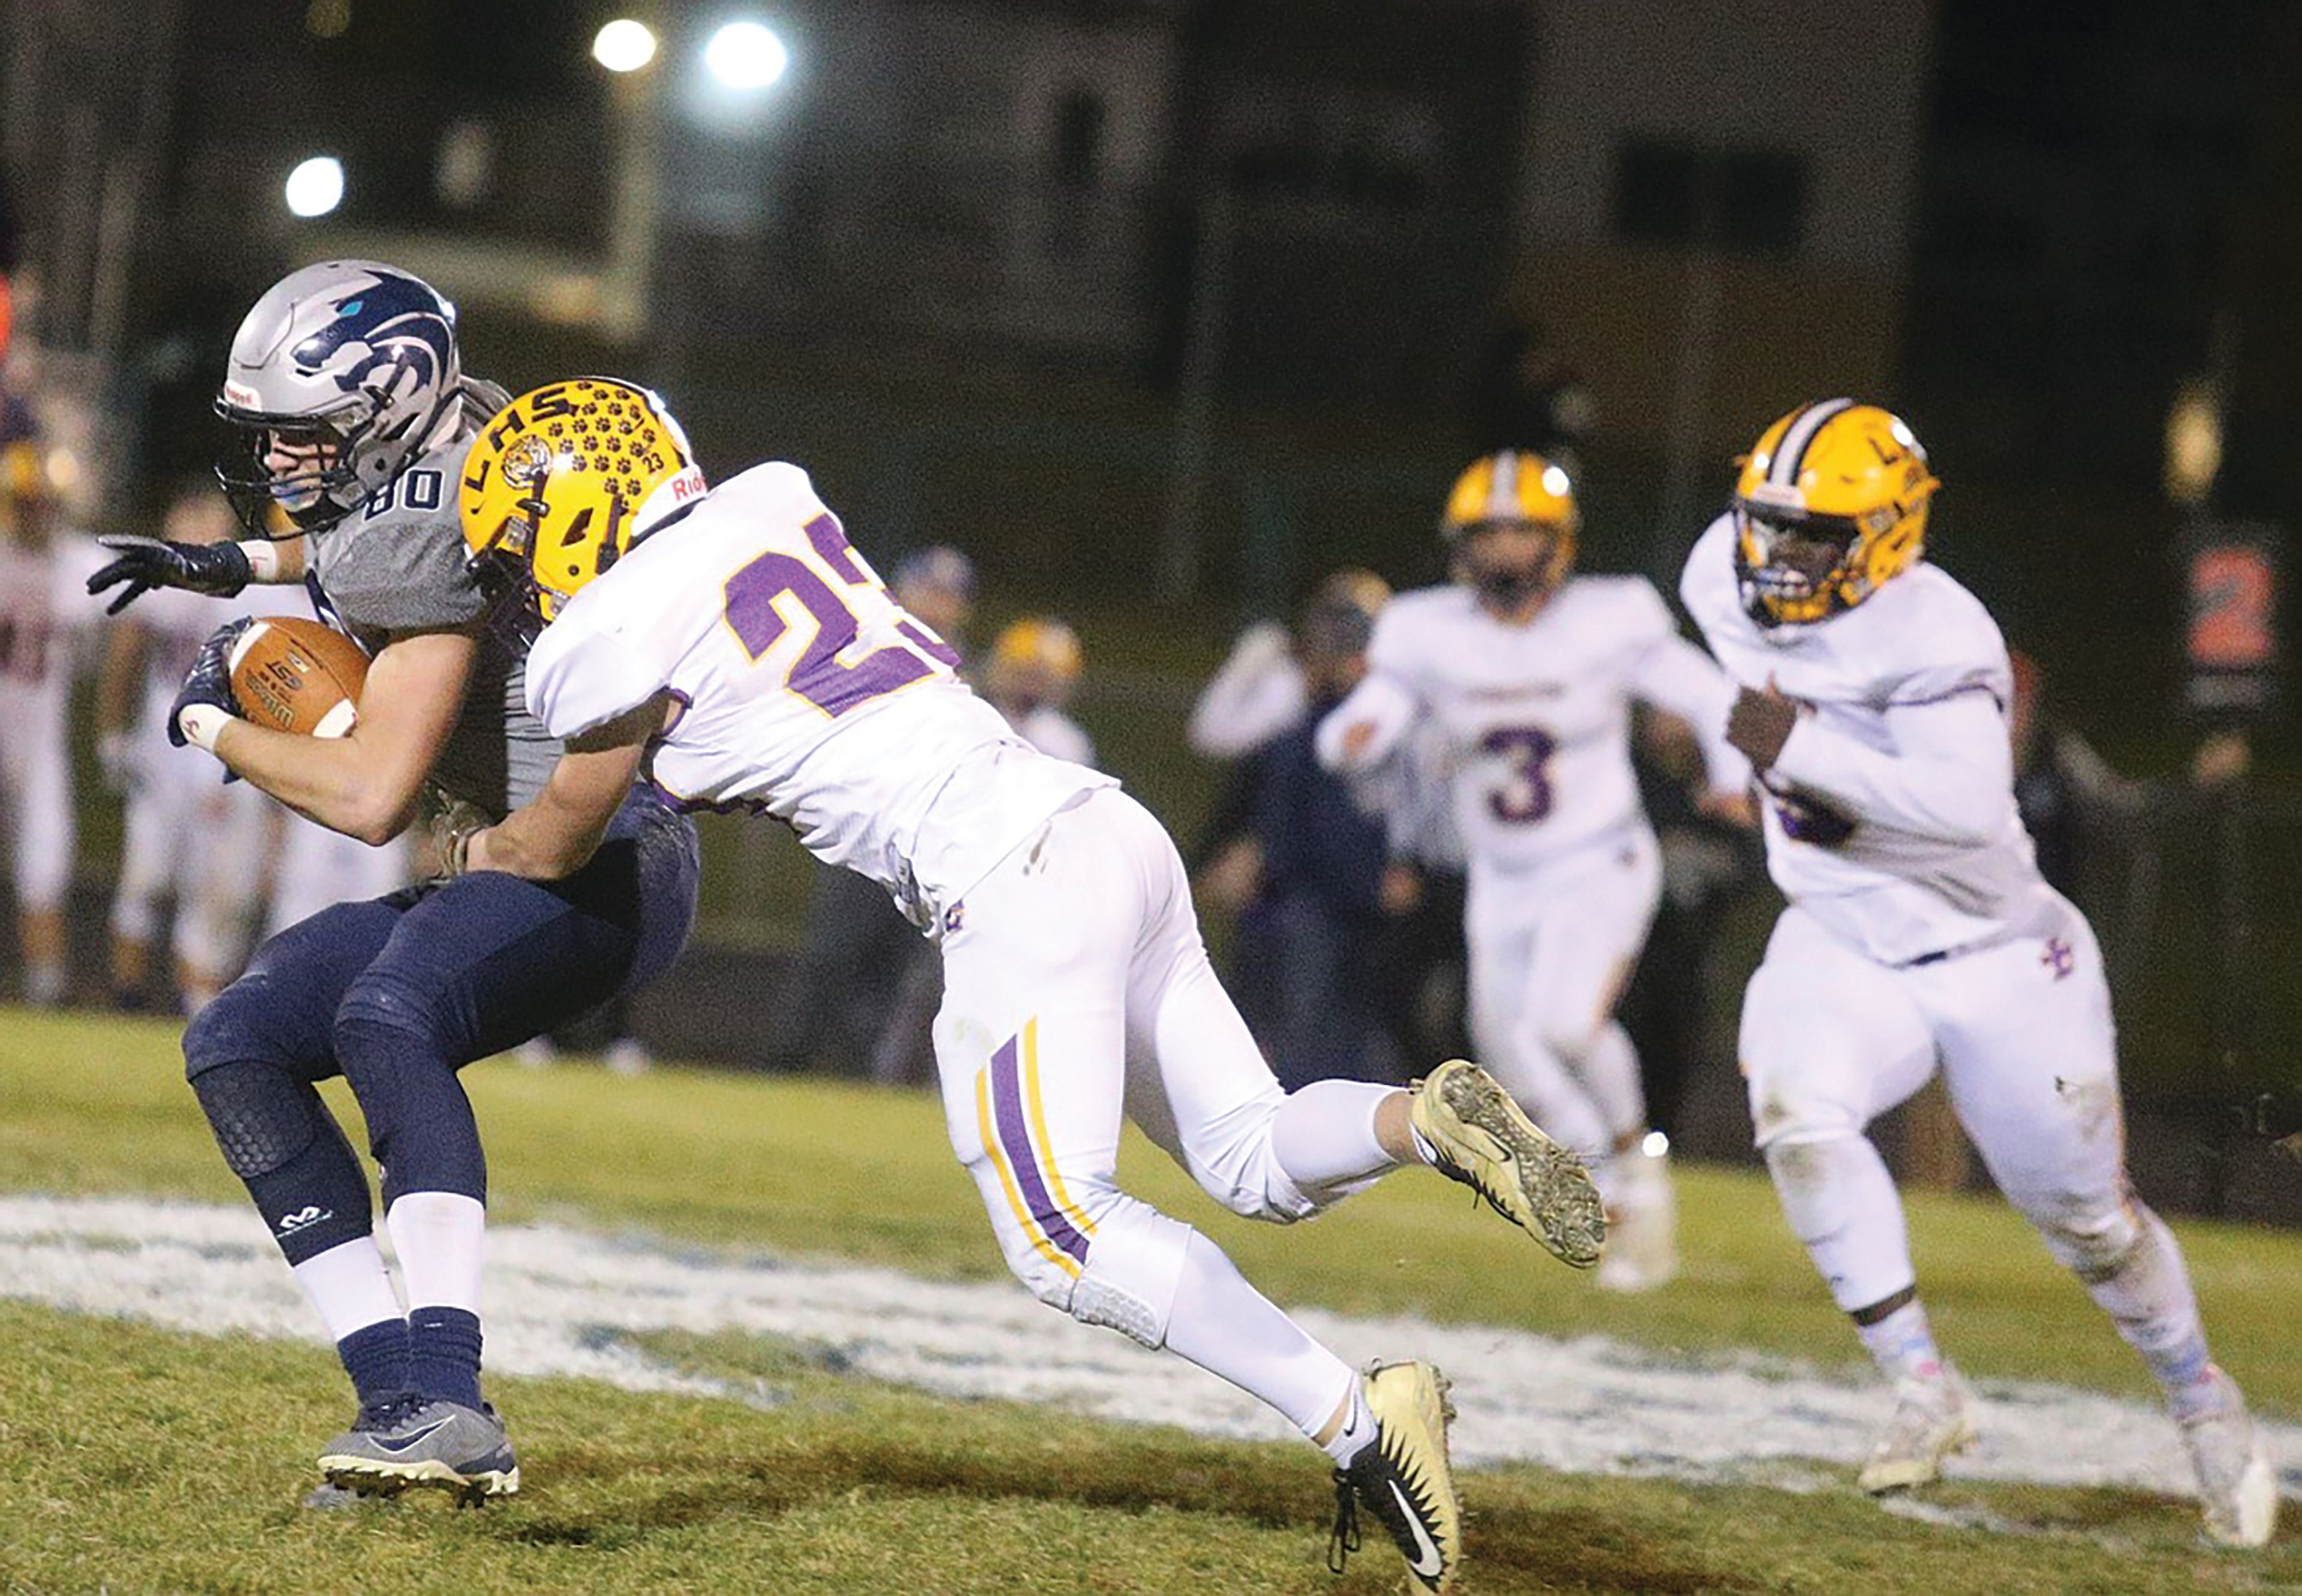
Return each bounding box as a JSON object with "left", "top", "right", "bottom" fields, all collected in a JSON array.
[
  {"left": 1682, "top": 398, "right": 2274, "bottom": 1547},
  {"left": 760, "top": 544, "right": 978, "bottom": 1077},
  {"left": 981, "top": 616, "right": 1093, "bottom": 766},
  {"left": 97, "top": 483, "right": 293, "bottom": 1012},
  {"left": 1319, "top": 451, "right": 1752, "bottom": 1291},
  {"left": 0, "top": 383, "right": 101, "bottom": 1005}
]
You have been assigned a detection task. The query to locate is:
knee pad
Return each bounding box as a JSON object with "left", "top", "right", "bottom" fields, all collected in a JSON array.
[
  {"left": 1745, "top": 1063, "right": 1867, "bottom": 1153},
  {"left": 189, "top": 1059, "right": 318, "bottom": 1180},
  {"left": 185, "top": 974, "right": 308, "bottom": 1082},
  {"left": 1066, "top": 1201, "right": 1192, "bottom": 1350}
]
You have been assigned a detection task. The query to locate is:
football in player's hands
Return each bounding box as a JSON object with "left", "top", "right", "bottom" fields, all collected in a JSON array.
[{"left": 227, "top": 616, "right": 370, "bottom": 738}]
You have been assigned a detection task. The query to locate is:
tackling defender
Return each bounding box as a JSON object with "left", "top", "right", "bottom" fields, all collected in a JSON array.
[
  {"left": 447, "top": 378, "right": 1609, "bottom": 1591},
  {"left": 1318, "top": 453, "right": 1751, "bottom": 1290},
  {"left": 87, "top": 264, "right": 699, "bottom": 1504},
  {"left": 1682, "top": 398, "right": 2275, "bottom": 1546}
]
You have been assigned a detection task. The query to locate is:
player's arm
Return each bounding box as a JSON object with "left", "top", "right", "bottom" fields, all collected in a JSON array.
[
  {"left": 1629, "top": 631, "right": 1752, "bottom": 797},
  {"left": 1313, "top": 670, "right": 1421, "bottom": 775},
  {"left": 87, "top": 533, "right": 307, "bottom": 614},
  {"left": 463, "top": 695, "right": 676, "bottom": 880},
  {"left": 205, "top": 624, "right": 477, "bottom": 845},
  {"left": 1743, "top": 685, "right": 2015, "bottom": 845},
  {"left": 1188, "top": 621, "right": 1303, "bottom": 757}
]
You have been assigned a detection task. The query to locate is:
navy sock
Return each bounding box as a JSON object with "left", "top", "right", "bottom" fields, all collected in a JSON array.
[
  {"left": 337, "top": 1318, "right": 412, "bottom": 1408},
  {"left": 406, "top": 1306, "right": 484, "bottom": 1410}
]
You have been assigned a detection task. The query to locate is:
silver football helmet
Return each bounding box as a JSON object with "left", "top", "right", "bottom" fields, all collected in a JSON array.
[{"left": 213, "top": 260, "right": 462, "bottom": 535}]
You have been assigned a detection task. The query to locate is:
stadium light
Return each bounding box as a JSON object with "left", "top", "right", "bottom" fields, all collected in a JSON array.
[
  {"left": 703, "top": 20, "right": 788, "bottom": 91},
  {"left": 593, "top": 19, "right": 658, "bottom": 74},
  {"left": 284, "top": 156, "right": 345, "bottom": 218}
]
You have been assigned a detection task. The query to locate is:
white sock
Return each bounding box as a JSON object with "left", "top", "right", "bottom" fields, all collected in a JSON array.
[
  {"left": 1855, "top": 1299, "right": 1945, "bottom": 1386},
  {"left": 291, "top": 1236, "right": 405, "bottom": 1342},
  {"left": 1320, "top": 1375, "right": 1375, "bottom": 1465},
  {"left": 1160, "top": 1230, "right": 1357, "bottom": 1447},
  {"left": 1269, "top": 1079, "right": 1401, "bottom": 1197},
  {"left": 384, "top": 1191, "right": 486, "bottom": 1314}
]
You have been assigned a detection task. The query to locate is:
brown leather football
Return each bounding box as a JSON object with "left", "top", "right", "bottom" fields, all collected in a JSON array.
[{"left": 227, "top": 615, "right": 369, "bottom": 737}]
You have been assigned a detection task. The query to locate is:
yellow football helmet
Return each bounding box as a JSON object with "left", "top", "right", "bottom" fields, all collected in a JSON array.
[
  {"left": 1439, "top": 450, "right": 1577, "bottom": 606},
  {"left": 1731, "top": 399, "right": 1938, "bottom": 627},
  {"left": 989, "top": 616, "right": 1083, "bottom": 682},
  {"left": 459, "top": 376, "right": 706, "bottom": 637}
]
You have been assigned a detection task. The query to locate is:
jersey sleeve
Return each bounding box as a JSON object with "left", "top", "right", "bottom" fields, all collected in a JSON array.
[
  {"left": 1770, "top": 690, "right": 2017, "bottom": 846},
  {"left": 1883, "top": 579, "right": 2012, "bottom": 710},
  {"left": 314, "top": 507, "right": 486, "bottom": 633},
  {"left": 523, "top": 606, "right": 670, "bottom": 740},
  {"left": 1675, "top": 514, "right": 1745, "bottom": 662}
]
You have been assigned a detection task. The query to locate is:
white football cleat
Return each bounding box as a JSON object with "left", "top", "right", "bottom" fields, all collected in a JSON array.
[
  {"left": 1858, "top": 1366, "right": 1977, "bottom": 1494},
  {"left": 2181, "top": 1367, "right": 2278, "bottom": 1548},
  {"left": 1595, "top": 1139, "right": 1677, "bottom": 1293}
]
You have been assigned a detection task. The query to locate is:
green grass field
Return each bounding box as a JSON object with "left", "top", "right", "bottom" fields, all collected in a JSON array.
[{"left": 1, "top": 1007, "right": 2296, "bottom": 1594}]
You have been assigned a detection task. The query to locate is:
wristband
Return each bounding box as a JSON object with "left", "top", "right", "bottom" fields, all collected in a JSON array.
[
  {"left": 239, "top": 540, "right": 283, "bottom": 582},
  {"left": 177, "top": 702, "right": 231, "bottom": 752}
]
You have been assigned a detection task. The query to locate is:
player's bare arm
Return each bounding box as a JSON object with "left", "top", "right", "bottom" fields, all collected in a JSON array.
[
  {"left": 207, "top": 624, "right": 477, "bottom": 844},
  {"left": 463, "top": 694, "right": 677, "bottom": 880},
  {"left": 1727, "top": 677, "right": 1801, "bottom": 769}
]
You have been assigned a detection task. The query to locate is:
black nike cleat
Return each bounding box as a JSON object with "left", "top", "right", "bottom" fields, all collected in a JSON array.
[{"left": 1329, "top": 1360, "right": 1462, "bottom": 1592}]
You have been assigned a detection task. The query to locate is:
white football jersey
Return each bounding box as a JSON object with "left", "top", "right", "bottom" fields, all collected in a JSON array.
[
  {"left": 0, "top": 535, "right": 103, "bottom": 720},
  {"left": 1679, "top": 513, "right": 2053, "bottom": 964},
  {"left": 1318, "top": 576, "right": 1744, "bottom": 875},
  {"left": 525, "top": 462, "right": 1110, "bottom": 931}
]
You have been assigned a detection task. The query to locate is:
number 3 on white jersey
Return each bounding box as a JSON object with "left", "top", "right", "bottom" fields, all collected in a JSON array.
[{"left": 719, "top": 512, "right": 960, "bottom": 718}]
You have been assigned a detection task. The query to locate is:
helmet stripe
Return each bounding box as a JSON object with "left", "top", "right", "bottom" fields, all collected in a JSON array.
[
  {"left": 1770, "top": 398, "right": 1856, "bottom": 490},
  {"left": 1487, "top": 451, "right": 1518, "bottom": 520}
]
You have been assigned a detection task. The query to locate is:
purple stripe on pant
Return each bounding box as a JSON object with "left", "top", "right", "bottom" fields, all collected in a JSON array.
[{"left": 990, "top": 1033, "right": 1092, "bottom": 1265}]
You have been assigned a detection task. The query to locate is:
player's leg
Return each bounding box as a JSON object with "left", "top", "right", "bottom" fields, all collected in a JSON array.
[
  {"left": 323, "top": 794, "right": 696, "bottom": 1497},
  {"left": 935, "top": 791, "right": 1463, "bottom": 1589},
  {"left": 173, "top": 776, "right": 272, "bottom": 1012},
  {"left": 1518, "top": 836, "right": 1673, "bottom": 1290},
  {"left": 1928, "top": 914, "right": 2276, "bottom": 1546},
  {"left": 106, "top": 754, "right": 179, "bottom": 1007},
  {"left": 1463, "top": 865, "right": 1612, "bottom": 1161},
  {"left": 1738, "top": 906, "right": 1964, "bottom": 1490},
  {"left": 11, "top": 697, "right": 76, "bottom": 1006},
  {"left": 183, "top": 897, "right": 412, "bottom": 1423}
]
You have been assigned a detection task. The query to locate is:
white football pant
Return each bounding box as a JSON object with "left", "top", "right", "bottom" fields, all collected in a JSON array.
[
  {"left": 111, "top": 741, "right": 272, "bottom": 981},
  {"left": 0, "top": 686, "right": 74, "bottom": 913},
  {"left": 1464, "top": 829, "right": 1661, "bottom": 1173},
  {"left": 1741, "top": 901, "right": 2138, "bottom": 1312},
  {"left": 933, "top": 787, "right": 1395, "bottom": 1437}
]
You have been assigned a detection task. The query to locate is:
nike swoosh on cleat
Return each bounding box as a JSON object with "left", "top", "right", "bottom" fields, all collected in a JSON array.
[
  {"left": 1388, "top": 1479, "right": 1445, "bottom": 1577},
  {"left": 370, "top": 1419, "right": 454, "bottom": 1455}
]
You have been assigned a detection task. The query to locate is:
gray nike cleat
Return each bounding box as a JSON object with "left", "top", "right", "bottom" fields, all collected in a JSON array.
[
  {"left": 319, "top": 1396, "right": 520, "bottom": 1505},
  {"left": 1411, "top": 1059, "right": 1607, "bottom": 1269}
]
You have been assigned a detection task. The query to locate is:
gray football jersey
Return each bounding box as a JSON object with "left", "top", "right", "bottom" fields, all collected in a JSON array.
[{"left": 306, "top": 383, "right": 562, "bottom": 820}]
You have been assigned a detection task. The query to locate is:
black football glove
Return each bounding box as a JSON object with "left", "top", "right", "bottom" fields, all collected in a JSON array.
[
  {"left": 169, "top": 617, "right": 254, "bottom": 749},
  {"left": 88, "top": 534, "right": 254, "bottom": 616}
]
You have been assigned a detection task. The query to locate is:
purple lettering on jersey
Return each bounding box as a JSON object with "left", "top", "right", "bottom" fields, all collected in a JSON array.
[
  {"left": 722, "top": 549, "right": 935, "bottom": 717},
  {"left": 1479, "top": 724, "right": 1557, "bottom": 824},
  {"left": 803, "top": 512, "right": 872, "bottom": 583}
]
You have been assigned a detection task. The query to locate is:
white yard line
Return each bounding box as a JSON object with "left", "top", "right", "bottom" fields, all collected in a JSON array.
[{"left": 3, "top": 1193, "right": 2292, "bottom": 1501}]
